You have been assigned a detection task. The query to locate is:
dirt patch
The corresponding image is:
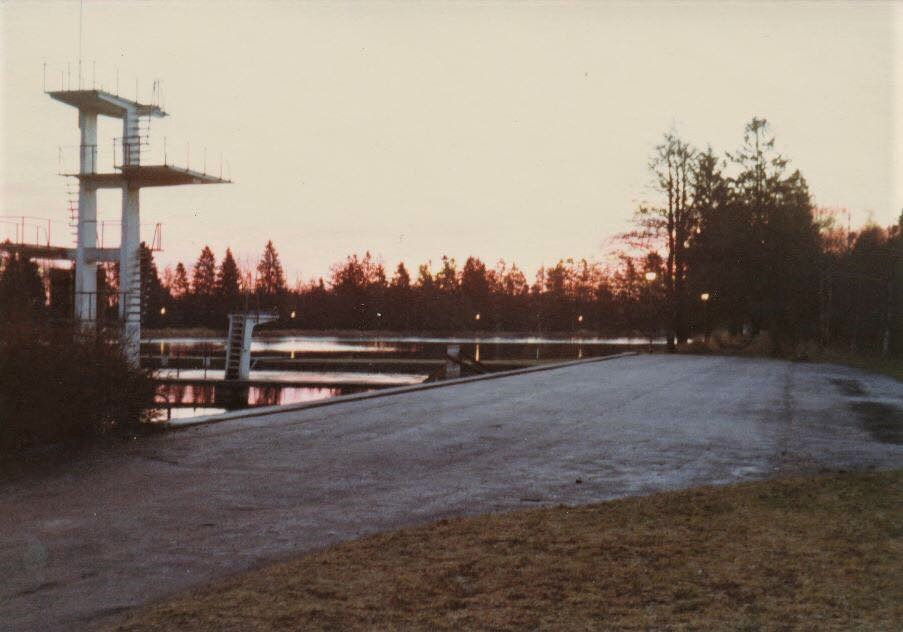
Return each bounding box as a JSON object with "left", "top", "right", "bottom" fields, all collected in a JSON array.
[
  {"left": 850, "top": 401, "right": 903, "bottom": 445},
  {"left": 111, "top": 470, "right": 902, "bottom": 631}
]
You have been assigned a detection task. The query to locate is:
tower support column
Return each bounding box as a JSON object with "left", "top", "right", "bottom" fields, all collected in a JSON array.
[
  {"left": 75, "top": 109, "right": 98, "bottom": 323},
  {"left": 119, "top": 108, "right": 142, "bottom": 364},
  {"left": 120, "top": 184, "right": 141, "bottom": 363}
]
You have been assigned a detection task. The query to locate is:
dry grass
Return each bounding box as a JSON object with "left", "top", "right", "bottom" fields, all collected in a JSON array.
[{"left": 114, "top": 471, "right": 902, "bottom": 631}]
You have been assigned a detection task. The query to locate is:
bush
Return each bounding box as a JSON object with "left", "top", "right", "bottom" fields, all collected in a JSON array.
[{"left": 0, "top": 321, "right": 155, "bottom": 453}]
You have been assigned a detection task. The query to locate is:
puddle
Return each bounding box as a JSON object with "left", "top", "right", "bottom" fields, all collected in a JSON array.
[
  {"left": 831, "top": 378, "right": 866, "bottom": 397},
  {"left": 849, "top": 401, "right": 903, "bottom": 445}
]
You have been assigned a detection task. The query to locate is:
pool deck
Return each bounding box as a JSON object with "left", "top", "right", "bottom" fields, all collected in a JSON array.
[{"left": 2, "top": 354, "right": 901, "bottom": 630}]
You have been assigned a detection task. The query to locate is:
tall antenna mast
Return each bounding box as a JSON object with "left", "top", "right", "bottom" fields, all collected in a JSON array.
[{"left": 77, "top": 0, "right": 83, "bottom": 88}]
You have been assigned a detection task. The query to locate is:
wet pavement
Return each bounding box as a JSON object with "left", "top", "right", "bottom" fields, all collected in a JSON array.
[{"left": 2, "top": 354, "right": 901, "bottom": 630}]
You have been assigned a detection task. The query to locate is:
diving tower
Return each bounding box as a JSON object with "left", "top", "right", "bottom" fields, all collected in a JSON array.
[{"left": 46, "top": 76, "right": 230, "bottom": 363}]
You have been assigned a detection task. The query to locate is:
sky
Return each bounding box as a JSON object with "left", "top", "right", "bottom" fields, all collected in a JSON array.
[{"left": 1, "top": 1, "right": 900, "bottom": 284}]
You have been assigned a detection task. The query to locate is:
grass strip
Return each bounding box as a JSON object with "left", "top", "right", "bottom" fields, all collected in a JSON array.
[{"left": 114, "top": 470, "right": 902, "bottom": 631}]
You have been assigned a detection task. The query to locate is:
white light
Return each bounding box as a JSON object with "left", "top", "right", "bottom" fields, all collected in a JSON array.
[
  {"left": 644, "top": 271, "right": 657, "bottom": 282},
  {"left": 159, "top": 306, "right": 166, "bottom": 315},
  {"left": 700, "top": 292, "right": 710, "bottom": 302},
  {"left": 290, "top": 310, "right": 296, "bottom": 319},
  {"left": 474, "top": 313, "right": 481, "bottom": 321}
]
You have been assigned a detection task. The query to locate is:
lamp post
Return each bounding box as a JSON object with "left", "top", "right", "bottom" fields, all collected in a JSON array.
[
  {"left": 644, "top": 271, "right": 657, "bottom": 352},
  {"left": 700, "top": 292, "right": 710, "bottom": 342}
]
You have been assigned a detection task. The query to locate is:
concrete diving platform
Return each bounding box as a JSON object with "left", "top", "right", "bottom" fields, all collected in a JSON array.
[
  {"left": 62, "top": 165, "right": 231, "bottom": 188},
  {"left": 0, "top": 242, "right": 120, "bottom": 263},
  {"left": 46, "top": 89, "right": 166, "bottom": 118}
]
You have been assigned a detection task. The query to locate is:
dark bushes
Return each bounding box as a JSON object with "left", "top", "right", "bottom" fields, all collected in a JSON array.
[{"left": 0, "top": 321, "right": 155, "bottom": 453}]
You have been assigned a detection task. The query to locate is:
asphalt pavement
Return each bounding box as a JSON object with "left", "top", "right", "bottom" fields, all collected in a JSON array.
[{"left": 2, "top": 354, "right": 900, "bottom": 630}]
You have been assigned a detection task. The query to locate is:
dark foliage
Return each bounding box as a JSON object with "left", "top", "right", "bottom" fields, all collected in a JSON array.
[{"left": 0, "top": 321, "right": 155, "bottom": 452}]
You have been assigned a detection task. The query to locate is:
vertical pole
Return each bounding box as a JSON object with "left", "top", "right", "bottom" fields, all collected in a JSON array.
[
  {"left": 78, "top": 0, "right": 83, "bottom": 88},
  {"left": 239, "top": 318, "right": 254, "bottom": 380},
  {"left": 446, "top": 344, "right": 461, "bottom": 379},
  {"left": 883, "top": 269, "right": 894, "bottom": 358}
]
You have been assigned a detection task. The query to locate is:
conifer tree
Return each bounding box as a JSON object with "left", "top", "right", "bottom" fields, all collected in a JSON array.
[
  {"left": 217, "top": 248, "right": 242, "bottom": 300},
  {"left": 255, "top": 240, "right": 286, "bottom": 297},
  {"left": 171, "top": 262, "right": 191, "bottom": 298},
  {"left": 192, "top": 246, "right": 217, "bottom": 297}
]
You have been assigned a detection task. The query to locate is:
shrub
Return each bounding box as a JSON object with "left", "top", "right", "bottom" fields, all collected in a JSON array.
[{"left": 0, "top": 321, "right": 155, "bottom": 453}]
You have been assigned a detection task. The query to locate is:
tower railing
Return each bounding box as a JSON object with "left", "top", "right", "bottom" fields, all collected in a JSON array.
[
  {"left": 112, "top": 136, "right": 231, "bottom": 180},
  {"left": 0, "top": 216, "right": 52, "bottom": 246},
  {"left": 0, "top": 215, "right": 161, "bottom": 251},
  {"left": 42, "top": 60, "right": 164, "bottom": 109},
  {"left": 58, "top": 144, "right": 108, "bottom": 175}
]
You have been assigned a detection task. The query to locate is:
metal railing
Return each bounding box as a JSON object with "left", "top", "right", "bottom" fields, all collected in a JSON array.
[
  {"left": 0, "top": 216, "right": 52, "bottom": 246},
  {"left": 74, "top": 290, "right": 134, "bottom": 323},
  {"left": 112, "top": 136, "right": 231, "bottom": 180},
  {"left": 57, "top": 144, "right": 110, "bottom": 175},
  {"left": 42, "top": 60, "right": 164, "bottom": 109},
  {"left": 58, "top": 138, "right": 230, "bottom": 181},
  {"left": 1, "top": 215, "right": 162, "bottom": 252}
]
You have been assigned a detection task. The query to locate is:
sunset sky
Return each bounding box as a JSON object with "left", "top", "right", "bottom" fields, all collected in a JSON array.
[{"left": 1, "top": 1, "right": 900, "bottom": 283}]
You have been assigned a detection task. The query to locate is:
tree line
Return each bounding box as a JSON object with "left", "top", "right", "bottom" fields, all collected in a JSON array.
[
  {"left": 1, "top": 117, "right": 900, "bottom": 356},
  {"left": 626, "top": 117, "right": 900, "bottom": 355}
]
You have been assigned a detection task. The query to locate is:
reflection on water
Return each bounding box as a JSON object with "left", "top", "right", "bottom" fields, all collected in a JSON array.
[
  {"left": 143, "top": 335, "right": 661, "bottom": 361},
  {"left": 154, "top": 369, "right": 427, "bottom": 385},
  {"left": 145, "top": 334, "right": 657, "bottom": 422},
  {"left": 249, "top": 384, "right": 346, "bottom": 406},
  {"left": 146, "top": 337, "right": 405, "bottom": 356},
  {"left": 165, "top": 406, "right": 227, "bottom": 420},
  {"left": 152, "top": 381, "right": 373, "bottom": 421},
  {"left": 253, "top": 339, "right": 402, "bottom": 353}
]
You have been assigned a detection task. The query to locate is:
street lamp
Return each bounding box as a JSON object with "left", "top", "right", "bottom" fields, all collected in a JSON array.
[
  {"left": 700, "top": 292, "right": 710, "bottom": 342},
  {"left": 290, "top": 310, "right": 296, "bottom": 319},
  {"left": 474, "top": 312, "right": 480, "bottom": 321},
  {"left": 644, "top": 271, "right": 657, "bottom": 351},
  {"left": 159, "top": 306, "right": 166, "bottom": 316}
]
